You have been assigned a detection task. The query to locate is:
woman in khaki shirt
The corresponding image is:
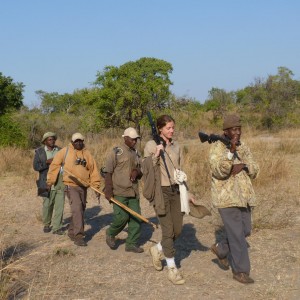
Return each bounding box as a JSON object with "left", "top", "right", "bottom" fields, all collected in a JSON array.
[{"left": 144, "top": 115, "right": 185, "bottom": 285}]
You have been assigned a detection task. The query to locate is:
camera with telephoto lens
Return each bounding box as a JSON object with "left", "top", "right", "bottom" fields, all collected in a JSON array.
[{"left": 75, "top": 157, "right": 87, "bottom": 167}]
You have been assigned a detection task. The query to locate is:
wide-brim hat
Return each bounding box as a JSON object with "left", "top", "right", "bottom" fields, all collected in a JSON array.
[
  {"left": 42, "top": 132, "right": 57, "bottom": 143},
  {"left": 189, "top": 202, "right": 212, "bottom": 219}
]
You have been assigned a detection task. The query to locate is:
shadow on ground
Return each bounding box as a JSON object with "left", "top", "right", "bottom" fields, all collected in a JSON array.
[{"left": 175, "top": 223, "right": 210, "bottom": 267}]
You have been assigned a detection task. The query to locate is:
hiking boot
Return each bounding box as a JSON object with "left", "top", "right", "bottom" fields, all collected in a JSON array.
[
  {"left": 233, "top": 272, "right": 254, "bottom": 284},
  {"left": 125, "top": 245, "right": 144, "bottom": 253},
  {"left": 211, "top": 243, "right": 229, "bottom": 270},
  {"left": 106, "top": 234, "right": 117, "bottom": 250},
  {"left": 168, "top": 267, "right": 185, "bottom": 285},
  {"left": 53, "top": 229, "right": 65, "bottom": 235},
  {"left": 68, "top": 233, "right": 75, "bottom": 241},
  {"left": 149, "top": 245, "right": 163, "bottom": 271},
  {"left": 74, "top": 238, "right": 87, "bottom": 247},
  {"left": 43, "top": 226, "right": 51, "bottom": 233}
]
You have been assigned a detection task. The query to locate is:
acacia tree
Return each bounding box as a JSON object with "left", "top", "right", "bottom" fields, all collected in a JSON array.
[
  {"left": 203, "top": 87, "right": 235, "bottom": 123},
  {"left": 94, "top": 57, "right": 173, "bottom": 132},
  {"left": 0, "top": 72, "right": 24, "bottom": 115},
  {"left": 236, "top": 67, "right": 300, "bottom": 128},
  {"left": 36, "top": 90, "right": 81, "bottom": 114}
]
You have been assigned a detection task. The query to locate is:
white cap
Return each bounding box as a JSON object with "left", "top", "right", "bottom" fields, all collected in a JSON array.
[
  {"left": 122, "top": 127, "right": 140, "bottom": 139},
  {"left": 71, "top": 132, "right": 85, "bottom": 142}
]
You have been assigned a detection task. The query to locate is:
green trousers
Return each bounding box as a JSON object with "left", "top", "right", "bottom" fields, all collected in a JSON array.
[
  {"left": 107, "top": 196, "right": 141, "bottom": 247},
  {"left": 42, "top": 189, "right": 65, "bottom": 231}
]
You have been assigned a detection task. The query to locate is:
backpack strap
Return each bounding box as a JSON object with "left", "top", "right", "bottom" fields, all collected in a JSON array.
[{"left": 60, "top": 146, "right": 69, "bottom": 173}]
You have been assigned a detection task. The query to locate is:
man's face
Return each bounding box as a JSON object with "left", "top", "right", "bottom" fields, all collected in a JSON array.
[
  {"left": 224, "top": 126, "right": 242, "bottom": 140},
  {"left": 72, "top": 139, "right": 84, "bottom": 150},
  {"left": 124, "top": 136, "right": 138, "bottom": 149},
  {"left": 44, "top": 137, "right": 56, "bottom": 148}
]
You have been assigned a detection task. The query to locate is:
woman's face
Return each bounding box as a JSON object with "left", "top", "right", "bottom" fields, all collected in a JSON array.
[{"left": 159, "top": 121, "right": 175, "bottom": 140}]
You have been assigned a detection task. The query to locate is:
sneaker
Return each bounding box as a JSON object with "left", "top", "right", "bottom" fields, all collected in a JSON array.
[
  {"left": 149, "top": 245, "right": 163, "bottom": 271},
  {"left": 211, "top": 243, "right": 229, "bottom": 270},
  {"left": 74, "top": 238, "right": 87, "bottom": 247},
  {"left": 233, "top": 272, "right": 254, "bottom": 284},
  {"left": 168, "top": 267, "right": 185, "bottom": 285},
  {"left": 106, "top": 234, "right": 117, "bottom": 250},
  {"left": 53, "top": 229, "right": 65, "bottom": 235},
  {"left": 125, "top": 245, "right": 144, "bottom": 253},
  {"left": 43, "top": 226, "right": 51, "bottom": 233}
]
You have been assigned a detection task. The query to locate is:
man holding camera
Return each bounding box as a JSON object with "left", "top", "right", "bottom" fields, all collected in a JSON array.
[{"left": 47, "top": 133, "right": 101, "bottom": 246}]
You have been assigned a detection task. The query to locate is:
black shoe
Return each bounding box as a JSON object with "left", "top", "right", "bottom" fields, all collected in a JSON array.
[
  {"left": 43, "top": 226, "right": 51, "bottom": 233},
  {"left": 106, "top": 234, "right": 117, "bottom": 250},
  {"left": 125, "top": 245, "right": 144, "bottom": 253},
  {"left": 74, "top": 238, "right": 87, "bottom": 247},
  {"left": 53, "top": 229, "right": 65, "bottom": 235}
]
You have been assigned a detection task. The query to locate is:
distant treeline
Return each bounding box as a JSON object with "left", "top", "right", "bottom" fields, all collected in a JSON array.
[{"left": 1, "top": 58, "right": 300, "bottom": 148}]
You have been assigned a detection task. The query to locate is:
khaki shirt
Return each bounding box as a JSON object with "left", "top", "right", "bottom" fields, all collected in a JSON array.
[
  {"left": 144, "top": 139, "right": 181, "bottom": 186},
  {"left": 209, "top": 140, "right": 259, "bottom": 208},
  {"left": 105, "top": 142, "right": 142, "bottom": 198}
]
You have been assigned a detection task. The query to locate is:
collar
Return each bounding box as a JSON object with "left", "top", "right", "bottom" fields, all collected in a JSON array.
[
  {"left": 44, "top": 145, "right": 58, "bottom": 151},
  {"left": 122, "top": 141, "right": 137, "bottom": 152}
]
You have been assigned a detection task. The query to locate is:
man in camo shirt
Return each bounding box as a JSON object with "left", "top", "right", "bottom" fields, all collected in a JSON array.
[{"left": 209, "top": 114, "right": 259, "bottom": 284}]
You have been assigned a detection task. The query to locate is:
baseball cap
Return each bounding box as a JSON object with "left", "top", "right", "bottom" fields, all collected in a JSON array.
[
  {"left": 122, "top": 127, "right": 140, "bottom": 139},
  {"left": 71, "top": 133, "right": 85, "bottom": 142}
]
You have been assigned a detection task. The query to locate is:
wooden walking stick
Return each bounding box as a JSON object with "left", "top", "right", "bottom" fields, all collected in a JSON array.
[{"left": 64, "top": 169, "right": 157, "bottom": 229}]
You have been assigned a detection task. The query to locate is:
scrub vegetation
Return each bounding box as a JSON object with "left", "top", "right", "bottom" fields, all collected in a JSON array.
[{"left": 1, "top": 60, "right": 300, "bottom": 298}]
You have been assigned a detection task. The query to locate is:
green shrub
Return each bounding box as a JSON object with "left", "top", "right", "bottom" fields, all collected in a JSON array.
[{"left": 0, "top": 114, "right": 27, "bottom": 147}]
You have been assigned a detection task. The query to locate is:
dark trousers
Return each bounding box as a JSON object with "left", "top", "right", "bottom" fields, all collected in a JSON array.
[
  {"left": 158, "top": 186, "right": 183, "bottom": 258},
  {"left": 66, "top": 186, "right": 87, "bottom": 239},
  {"left": 107, "top": 196, "right": 141, "bottom": 247},
  {"left": 218, "top": 206, "right": 252, "bottom": 274}
]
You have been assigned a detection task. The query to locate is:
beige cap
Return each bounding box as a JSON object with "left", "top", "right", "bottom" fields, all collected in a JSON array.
[
  {"left": 122, "top": 127, "right": 140, "bottom": 139},
  {"left": 42, "top": 132, "right": 57, "bottom": 143},
  {"left": 71, "top": 132, "right": 85, "bottom": 142}
]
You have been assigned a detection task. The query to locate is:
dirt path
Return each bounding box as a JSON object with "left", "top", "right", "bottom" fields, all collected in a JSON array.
[{"left": 1, "top": 172, "right": 299, "bottom": 300}]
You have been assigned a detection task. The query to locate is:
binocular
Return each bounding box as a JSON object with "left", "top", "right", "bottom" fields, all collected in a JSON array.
[{"left": 75, "top": 157, "right": 87, "bottom": 167}]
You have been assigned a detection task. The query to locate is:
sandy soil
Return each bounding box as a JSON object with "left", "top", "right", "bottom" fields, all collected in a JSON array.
[{"left": 1, "top": 173, "right": 299, "bottom": 300}]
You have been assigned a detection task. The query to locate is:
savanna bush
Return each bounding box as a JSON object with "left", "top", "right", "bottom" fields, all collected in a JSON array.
[{"left": 0, "top": 114, "right": 27, "bottom": 147}]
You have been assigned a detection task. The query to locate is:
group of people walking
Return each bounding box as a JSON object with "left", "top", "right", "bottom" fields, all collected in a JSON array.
[{"left": 33, "top": 114, "right": 259, "bottom": 285}]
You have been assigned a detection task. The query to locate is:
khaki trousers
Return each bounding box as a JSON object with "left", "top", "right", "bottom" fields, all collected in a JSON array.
[{"left": 157, "top": 186, "right": 183, "bottom": 258}]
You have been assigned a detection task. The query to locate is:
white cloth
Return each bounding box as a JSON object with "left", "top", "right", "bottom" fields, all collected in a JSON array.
[{"left": 174, "top": 169, "right": 190, "bottom": 215}]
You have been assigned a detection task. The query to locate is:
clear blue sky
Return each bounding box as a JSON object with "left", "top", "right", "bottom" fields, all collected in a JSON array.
[{"left": 1, "top": 0, "right": 299, "bottom": 106}]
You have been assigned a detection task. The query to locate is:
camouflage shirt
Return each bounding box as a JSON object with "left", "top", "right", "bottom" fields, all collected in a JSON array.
[{"left": 209, "top": 141, "right": 259, "bottom": 208}]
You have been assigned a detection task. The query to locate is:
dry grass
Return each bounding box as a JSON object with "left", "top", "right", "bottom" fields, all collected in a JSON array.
[
  {"left": 0, "top": 243, "right": 31, "bottom": 299},
  {"left": 0, "top": 129, "right": 299, "bottom": 298},
  {"left": 1, "top": 129, "right": 299, "bottom": 229}
]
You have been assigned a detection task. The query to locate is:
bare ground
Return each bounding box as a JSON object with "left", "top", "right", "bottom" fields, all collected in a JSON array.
[{"left": 1, "top": 156, "right": 300, "bottom": 300}]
